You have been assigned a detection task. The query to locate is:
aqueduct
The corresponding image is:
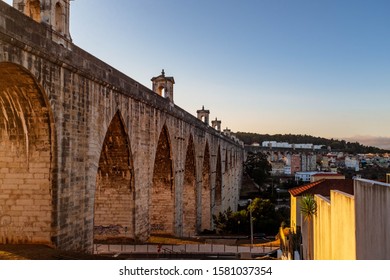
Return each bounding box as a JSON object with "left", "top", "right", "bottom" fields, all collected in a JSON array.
[{"left": 0, "top": 1, "right": 244, "bottom": 252}]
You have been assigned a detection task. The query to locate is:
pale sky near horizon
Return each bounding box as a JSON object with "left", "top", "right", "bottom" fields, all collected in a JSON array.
[{"left": 3, "top": 0, "right": 390, "bottom": 148}]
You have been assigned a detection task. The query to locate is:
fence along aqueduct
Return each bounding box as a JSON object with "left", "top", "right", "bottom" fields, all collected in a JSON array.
[{"left": 0, "top": 1, "right": 244, "bottom": 252}]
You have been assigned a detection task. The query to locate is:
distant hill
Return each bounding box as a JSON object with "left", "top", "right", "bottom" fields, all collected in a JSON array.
[{"left": 234, "top": 132, "right": 389, "bottom": 154}]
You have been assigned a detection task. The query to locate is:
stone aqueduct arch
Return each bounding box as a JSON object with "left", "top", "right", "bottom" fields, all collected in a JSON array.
[
  {"left": 94, "top": 112, "right": 135, "bottom": 241},
  {"left": 0, "top": 62, "right": 54, "bottom": 245},
  {"left": 0, "top": 2, "right": 244, "bottom": 252}
]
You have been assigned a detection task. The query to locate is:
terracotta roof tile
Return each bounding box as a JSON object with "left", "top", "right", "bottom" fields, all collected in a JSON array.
[{"left": 289, "top": 179, "right": 354, "bottom": 197}]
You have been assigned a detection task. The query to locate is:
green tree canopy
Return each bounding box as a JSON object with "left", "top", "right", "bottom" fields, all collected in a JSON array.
[{"left": 235, "top": 132, "right": 388, "bottom": 153}]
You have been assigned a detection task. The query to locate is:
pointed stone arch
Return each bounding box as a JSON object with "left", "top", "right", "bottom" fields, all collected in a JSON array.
[
  {"left": 182, "top": 134, "right": 197, "bottom": 237},
  {"left": 0, "top": 62, "right": 54, "bottom": 244},
  {"left": 214, "top": 145, "right": 222, "bottom": 215},
  {"left": 150, "top": 125, "right": 174, "bottom": 235},
  {"left": 94, "top": 111, "right": 135, "bottom": 242},
  {"left": 201, "top": 141, "right": 211, "bottom": 231}
]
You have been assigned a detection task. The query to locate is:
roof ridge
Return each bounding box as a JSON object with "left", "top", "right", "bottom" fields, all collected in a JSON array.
[{"left": 289, "top": 179, "right": 326, "bottom": 196}]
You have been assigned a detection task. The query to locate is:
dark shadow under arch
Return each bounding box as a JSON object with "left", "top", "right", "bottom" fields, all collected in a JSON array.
[
  {"left": 201, "top": 141, "right": 211, "bottom": 231},
  {"left": 150, "top": 125, "right": 175, "bottom": 235},
  {"left": 182, "top": 134, "right": 197, "bottom": 236},
  {"left": 94, "top": 111, "right": 135, "bottom": 242},
  {"left": 215, "top": 145, "right": 222, "bottom": 216}
]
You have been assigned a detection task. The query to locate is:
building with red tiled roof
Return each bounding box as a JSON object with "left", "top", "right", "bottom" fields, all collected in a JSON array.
[
  {"left": 289, "top": 179, "right": 353, "bottom": 227},
  {"left": 289, "top": 179, "right": 354, "bottom": 259},
  {"left": 286, "top": 178, "right": 390, "bottom": 260},
  {"left": 289, "top": 179, "right": 353, "bottom": 197}
]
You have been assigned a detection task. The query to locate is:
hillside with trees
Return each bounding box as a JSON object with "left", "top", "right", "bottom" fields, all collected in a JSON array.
[{"left": 234, "top": 132, "right": 388, "bottom": 154}]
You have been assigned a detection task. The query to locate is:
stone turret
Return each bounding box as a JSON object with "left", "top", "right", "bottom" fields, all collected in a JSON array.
[
  {"left": 223, "top": 127, "right": 231, "bottom": 136},
  {"left": 211, "top": 117, "right": 221, "bottom": 132},
  {"left": 151, "top": 69, "right": 175, "bottom": 102},
  {"left": 13, "top": 0, "right": 72, "bottom": 45},
  {"left": 197, "top": 106, "right": 210, "bottom": 125}
]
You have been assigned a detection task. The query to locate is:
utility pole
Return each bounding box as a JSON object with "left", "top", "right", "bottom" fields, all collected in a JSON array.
[{"left": 248, "top": 199, "right": 254, "bottom": 248}]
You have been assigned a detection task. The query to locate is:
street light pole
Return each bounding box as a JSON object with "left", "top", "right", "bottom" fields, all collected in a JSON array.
[{"left": 248, "top": 199, "right": 253, "bottom": 248}]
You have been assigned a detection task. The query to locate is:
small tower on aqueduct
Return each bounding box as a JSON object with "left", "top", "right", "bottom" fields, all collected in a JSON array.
[
  {"left": 197, "top": 106, "right": 210, "bottom": 125},
  {"left": 151, "top": 69, "right": 175, "bottom": 102},
  {"left": 13, "top": 0, "right": 72, "bottom": 44},
  {"left": 211, "top": 117, "right": 222, "bottom": 132}
]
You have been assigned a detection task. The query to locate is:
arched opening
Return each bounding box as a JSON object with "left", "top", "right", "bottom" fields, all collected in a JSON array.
[
  {"left": 182, "top": 135, "right": 196, "bottom": 237},
  {"left": 214, "top": 146, "right": 222, "bottom": 215},
  {"left": 150, "top": 125, "right": 174, "bottom": 235},
  {"left": 55, "top": 2, "right": 65, "bottom": 34},
  {"left": 158, "top": 86, "right": 166, "bottom": 98},
  {"left": 94, "top": 112, "right": 134, "bottom": 242},
  {"left": 26, "top": 0, "right": 41, "bottom": 22},
  {"left": 0, "top": 62, "right": 53, "bottom": 244},
  {"left": 201, "top": 142, "right": 211, "bottom": 231}
]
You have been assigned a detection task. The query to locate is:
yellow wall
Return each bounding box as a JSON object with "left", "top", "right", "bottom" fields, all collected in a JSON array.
[
  {"left": 290, "top": 195, "right": 297, "bottom": 231},
  {"left": 330, "top": 190, "right": 355, "bottom": 260},
  {"left": 313, "top": 191, "right": 355, "bottom": 260},
  {"left": 313, "top": 195, "right": 331, "bottom": 259},
  {"left": 290, "top": 195, "right": 302, "bottom": 232},
  {"left": 299, "top": 179, "right": 390, "bottom": 260}
]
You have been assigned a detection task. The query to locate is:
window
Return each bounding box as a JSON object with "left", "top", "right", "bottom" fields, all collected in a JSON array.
[{"left": 55, "top": 2, "right": 65, "bottom": 33}]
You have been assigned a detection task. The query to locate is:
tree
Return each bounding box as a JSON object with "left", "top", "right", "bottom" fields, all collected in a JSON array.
[
  {"left": 300, "top": 194, "right": 317, "bottom": 260},
  {"left": 213, "top": 207, "right": 248, "bottom": 234},
  {"left": 244, "top": 152, "right": 271, "bottom": 187},
  {"left": 234, "top": 131, "right": 389, "bottom": 153},
  {"left": 213, "top": 197, "right": 284, "bottom": 236},
  {"left": 247, "top": 197, "right": 279, "bottom": 235}
]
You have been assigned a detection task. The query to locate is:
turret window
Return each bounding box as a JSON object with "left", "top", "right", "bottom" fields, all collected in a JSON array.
[
  {"left": 26, "top": 0, "right": 41, "bottom": 22},
  {"left": 55, "top": 2, "right": 65, "bottom": 34}
]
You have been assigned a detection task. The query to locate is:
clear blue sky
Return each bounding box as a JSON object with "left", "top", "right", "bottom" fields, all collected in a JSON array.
[{"left": 4, "top": 0, "right": 390, "bottom": 148}]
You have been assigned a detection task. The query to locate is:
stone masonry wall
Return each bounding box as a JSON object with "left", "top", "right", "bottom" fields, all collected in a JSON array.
[{"left": 0, "top": 1, "right": 245, "bottom": 252}]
